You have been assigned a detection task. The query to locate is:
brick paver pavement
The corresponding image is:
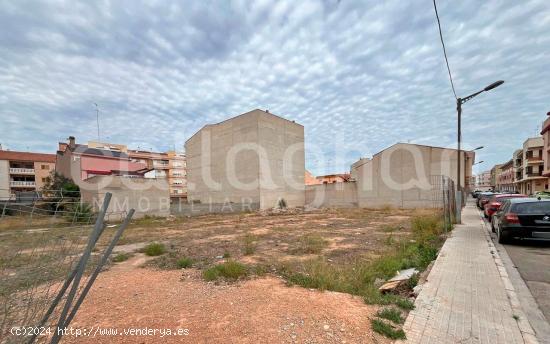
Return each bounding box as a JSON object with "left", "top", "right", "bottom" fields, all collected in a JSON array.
[{"left": 402, "top": 201, "right": 534, "bottom": 343}]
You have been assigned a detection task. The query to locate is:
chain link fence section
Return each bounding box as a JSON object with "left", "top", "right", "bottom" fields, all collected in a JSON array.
[
  {"left": 429, "top": 175, "right": 457, "bottom": 231},
  {"left": 0, "top": 191, "right": 134, "bottom": 344}
]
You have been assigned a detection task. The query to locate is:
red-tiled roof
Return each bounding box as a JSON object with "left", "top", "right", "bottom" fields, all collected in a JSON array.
[{"left": 0, "top": 150, "right": 56, "bottom": 163}]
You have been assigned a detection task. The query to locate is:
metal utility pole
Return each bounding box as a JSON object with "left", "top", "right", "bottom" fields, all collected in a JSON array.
[
  {"left": 455, "top": 80, "right": 504, "bottom": 223},
  {"left": 94, "top": 103, "right": 100, "bottom": 142}
]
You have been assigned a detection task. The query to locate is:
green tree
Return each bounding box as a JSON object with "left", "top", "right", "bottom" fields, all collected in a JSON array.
[
  {"left": 42, "top": 171, "right": 79, "bottom": 196},
  {"left": 40, "top": 171, "right": 80, "bottom": 213}
]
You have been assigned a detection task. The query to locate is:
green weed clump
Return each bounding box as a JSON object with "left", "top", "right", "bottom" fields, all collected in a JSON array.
[
  {"left": 177, "top": 257, "right": 193, "bottom": 269},
  {"left": 203, "top": 261, "right": 248, "bottom": 281},
  {"left": 143, "top": 242, "right": 166, "bottom": 256},
  {"left": 242, "top": 233, "right": 257, "bottom": 255},
  {"left": 376, "top": 308, "right": 404, "bottom": 324},
  {"left": 282, "top": 213, "right": 444, "bottom": 310},
  {"left": 293, "top": 234, "right": 328, "bottom": 254},
  {"left": 371, "top": 319, "right": 406, "bottom": 339},
  {"left": 112, "top": 252, "right": 130, "bottom": 263}
]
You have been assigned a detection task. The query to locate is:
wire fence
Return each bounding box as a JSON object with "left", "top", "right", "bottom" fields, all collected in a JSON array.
[
  {"left": 429, "top": 175, "right": 457, "bottom": 231},
  {"left": 0, "top": 191, "right": 134, "bottom": 344}
]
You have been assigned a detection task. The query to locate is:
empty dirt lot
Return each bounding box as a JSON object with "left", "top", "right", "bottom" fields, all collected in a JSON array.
[{"left": 2, "top": 206, "right": 445, "bottom": 343}]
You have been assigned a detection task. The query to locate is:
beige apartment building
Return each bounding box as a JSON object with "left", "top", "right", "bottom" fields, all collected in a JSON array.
[
  {"left": 0, "top": 149, "right": 56, "bottom": 199},
  {"left": 128, "top": 149, "right": 187, "bottom": 198},
  {"left": 185, "top": 109, "right": 305, "bottom": 209},
  {"left": 497, "top": 159, "right": 515, "bottom": 192},
  {"left": 349, "top": 143, "right": 474, "bottom": 208},
  {"left": 490, "top": 164, "right": 503, "bottom": 190},
  {"left": 166, "top": 151, "right": 187, "bottom": 197},
  {"left": 476, "top": 170, "right": 492, "bottom": 191},
  {"left": 513, "top": 149, "right": 523, "bottom": 187},
  {"left": 541, "top": 112, "right": 550, "bottom": 179},
  {"left": 514, "top": 137, "right": 547, "bottom": 194}
]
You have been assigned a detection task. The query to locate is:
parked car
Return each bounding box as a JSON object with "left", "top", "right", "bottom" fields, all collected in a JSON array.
[
  {"left": 533, "top": 191, "right": 550, "bottom": 199},
  {"left": 472, "top": 190, "right": 482, "bottom": 198},
  {"left": 484, "top": 194, "right": 527, "bottom": 220},
  {"left": 477, "top": 192, "right": 497, "bottom": 210},
  {"left": 492, "top": 198, "right": 550, "bottom": 243}
]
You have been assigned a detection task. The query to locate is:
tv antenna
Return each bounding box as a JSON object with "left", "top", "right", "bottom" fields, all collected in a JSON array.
[{"left": 94, "top": 103, "right": 100, "bottom": 142}]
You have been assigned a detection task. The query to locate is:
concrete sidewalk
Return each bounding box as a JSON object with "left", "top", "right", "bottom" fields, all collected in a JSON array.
[{"left": 402, "top": 201, "right": 538, "bottom": 343}]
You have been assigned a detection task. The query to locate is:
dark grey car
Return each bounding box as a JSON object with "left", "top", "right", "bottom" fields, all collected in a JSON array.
[{"left": 493, "top": 198, "right": 550, "bottom": 244}]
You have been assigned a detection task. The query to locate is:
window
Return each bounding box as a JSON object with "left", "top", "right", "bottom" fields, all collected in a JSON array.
[
  {"left": 41, "top": 164, "right": 49, "bottom": 170},
  {"left": 513, "top": 202, "right": 550, "bottom": 214},
  {"left": 42, "top": 178, "right": 47, "bottom": 183}
]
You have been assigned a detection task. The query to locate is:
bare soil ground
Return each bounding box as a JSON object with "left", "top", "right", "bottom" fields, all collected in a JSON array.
[
  {"left": 66, "top": 268, "right": 390, "bottom": 344},
  {"left": 112, "top": 207, "right": 429, "bottom": 269},
  {"left": 2, "top": 207, "right": 440, "bottom": 343}
]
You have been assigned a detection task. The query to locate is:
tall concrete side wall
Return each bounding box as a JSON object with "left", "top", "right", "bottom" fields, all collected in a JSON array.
[
  {"left": 354, "top": 144, "right": 459, "bottom": 208},
  {"left": 305, "top": 182, "right": 357, "bottom": 208},
  {"left": 80, "top": 176, "right": 170, "bottom": 219},
  {"left": 257, "top": 111, "right": 305, "bottom": 208},
  {"left": 56, "top": 150, "right": 83, "bottom": 185},
  {"left": 185, "top": 109, "right": 305, "bottom": 210},
  {"left": 185, "top": 111, "right": 261, "bottom": 205}
]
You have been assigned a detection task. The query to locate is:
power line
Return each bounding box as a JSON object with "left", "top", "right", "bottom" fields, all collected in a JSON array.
[{"left": 432, "top": 0, "right": 457, "bottom": 100}]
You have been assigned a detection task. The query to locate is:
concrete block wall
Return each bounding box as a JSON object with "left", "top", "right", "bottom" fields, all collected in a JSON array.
[
  {"left": 257, "top": 111, "right": 305, "bottom": 208},
  {"left": 80, "top": 176, "right": 170, "bottom": 219},
  {"left": 305, "top": 182, "right": 357, "bottom": 208},
  {"left": 170, "top": 201, "right": 260, "bottom": 217}
]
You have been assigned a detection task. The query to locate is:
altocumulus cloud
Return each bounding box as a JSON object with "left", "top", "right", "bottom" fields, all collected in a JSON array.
[{"left": 0, "top": 0, "right": 549, "bottom": 174}]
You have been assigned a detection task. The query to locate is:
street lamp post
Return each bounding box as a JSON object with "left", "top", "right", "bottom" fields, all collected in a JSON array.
[{"left": 456, "top": 80, "right": 504, "bottom": 223}]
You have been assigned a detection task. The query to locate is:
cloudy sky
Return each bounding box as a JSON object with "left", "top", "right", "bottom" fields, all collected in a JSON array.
[{"left": 1, "top": 0, "right": 549, "bottom": 175}]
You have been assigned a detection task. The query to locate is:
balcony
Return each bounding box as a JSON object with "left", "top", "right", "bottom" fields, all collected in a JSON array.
[
  {"left": 526, "top": 156, "right": 543, "bottom": 164},
  {"left": 526, "top": 171, "right": 544, "bottom": 178},
  {"left": 153, "top": 163, "right": 169, "bottom": 169},
  {"left": 9, "top": 167, "right": 35, "bottom": 174},
  {"left": 10, "top": 181, "right": 36, "bottom": 187}
]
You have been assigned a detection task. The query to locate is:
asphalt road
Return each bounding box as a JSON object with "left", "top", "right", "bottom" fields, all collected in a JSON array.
[{"left": 503, "top": 239, "right": 550, "bottom": 321}]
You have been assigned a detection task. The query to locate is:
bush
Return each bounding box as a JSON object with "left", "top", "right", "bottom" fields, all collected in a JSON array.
[
  {"left": 112, "top": 252, "right": 131, "bottom": 263},
  {"left": 203, "top": 261, "right": 248, "bottom": 281},
  {"left": 66, "top": 202, "right": 93, "bottom": 223},
  {"left": 143, "top": 242, "right": 166, "bottom": 256},
  {"left": 407, "top": 273, "right": 420, "bottom": 289},
  {"left": 242, "top": 233, "right": 257, "bottom": 255},
  {"left": 177, "top": 257, "right": 193, "bottom": 269},
  {"left": 277, "top": 198, "right": 287, "bottom": 209},
  {"left": 40, "top": 171, "right": 80, "bottom": 214}
]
